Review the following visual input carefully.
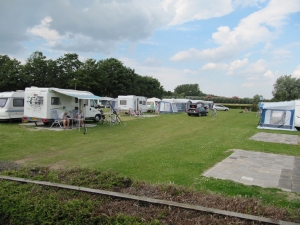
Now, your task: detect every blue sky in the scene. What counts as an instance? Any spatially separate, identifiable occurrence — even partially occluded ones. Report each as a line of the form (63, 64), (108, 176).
(1, 0), (300, 99)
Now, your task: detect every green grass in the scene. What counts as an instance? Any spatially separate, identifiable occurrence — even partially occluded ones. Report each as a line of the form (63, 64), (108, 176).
(1, 109), (300, 208)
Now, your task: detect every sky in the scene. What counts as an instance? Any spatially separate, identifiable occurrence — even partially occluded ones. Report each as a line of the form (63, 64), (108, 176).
(0, 0), (300, 99)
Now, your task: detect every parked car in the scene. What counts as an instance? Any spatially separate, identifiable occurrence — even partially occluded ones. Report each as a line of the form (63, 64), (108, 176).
(214, 104), (229, 111)
(187, 104), (208, 116)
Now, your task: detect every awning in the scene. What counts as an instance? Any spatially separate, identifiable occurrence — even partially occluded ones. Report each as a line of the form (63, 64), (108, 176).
(50, 88), (102, 100)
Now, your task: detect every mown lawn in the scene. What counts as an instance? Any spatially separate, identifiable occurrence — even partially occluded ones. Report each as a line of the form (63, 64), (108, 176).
(1, 109), (300, 208)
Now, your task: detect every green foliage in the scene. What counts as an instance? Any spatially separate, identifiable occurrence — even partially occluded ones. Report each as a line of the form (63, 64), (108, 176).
(0, 53), (164, 98)
(252, 94), (262, 104)
(272, 75), (300, 101)
(174, 83), (203, 96)
(0, 55), (23, 91)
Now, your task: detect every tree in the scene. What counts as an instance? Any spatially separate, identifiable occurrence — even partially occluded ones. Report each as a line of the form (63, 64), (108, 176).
(272, 75), (300, 101)
(252, 94), (261, 104)
(56, 53), (82, 89)
(0, 55), (23, 91)
(174, 84), (203, 96)
(22, 51), (48, 87)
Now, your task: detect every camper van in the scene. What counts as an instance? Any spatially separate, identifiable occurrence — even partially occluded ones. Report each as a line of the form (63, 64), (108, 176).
(0, 91), (25, 121)
(117, 95), (147, 113)
(23, 87), (102, 124)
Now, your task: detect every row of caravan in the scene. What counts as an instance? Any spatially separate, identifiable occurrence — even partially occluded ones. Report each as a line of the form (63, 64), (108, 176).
(2, 87), (299, 131)
(0, 88), (209, 122)
(0, 87), (149, 123)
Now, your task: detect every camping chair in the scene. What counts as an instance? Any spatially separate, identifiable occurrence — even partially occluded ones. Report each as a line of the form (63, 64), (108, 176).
(128, 108), (137, 117)
(50, 110), (63, 129)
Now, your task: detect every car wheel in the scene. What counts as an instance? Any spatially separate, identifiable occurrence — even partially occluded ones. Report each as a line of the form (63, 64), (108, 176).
(94, 114), (100, 122)
(188, 114), (191, 116)
(225, 109), (228, 111)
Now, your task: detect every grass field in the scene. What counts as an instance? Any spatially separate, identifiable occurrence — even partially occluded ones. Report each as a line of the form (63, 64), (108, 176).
(1, 109), (300, 208)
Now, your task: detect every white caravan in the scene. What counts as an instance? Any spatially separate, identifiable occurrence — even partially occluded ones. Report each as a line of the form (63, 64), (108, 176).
(117, 95), (147, 113)
(0, 91), (25, 121)
(23, 87), (102, 124)
(146, 97), (161, 111)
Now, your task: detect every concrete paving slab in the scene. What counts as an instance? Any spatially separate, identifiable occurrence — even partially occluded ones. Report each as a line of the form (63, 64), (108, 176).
(203, 149), (300, 194)
(249, 132), (300, 145)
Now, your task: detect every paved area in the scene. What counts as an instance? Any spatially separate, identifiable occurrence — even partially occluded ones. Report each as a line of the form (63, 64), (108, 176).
(249, 132), (300, 145)
(204, 133), (300, 193)
(203, 149), (300, 194)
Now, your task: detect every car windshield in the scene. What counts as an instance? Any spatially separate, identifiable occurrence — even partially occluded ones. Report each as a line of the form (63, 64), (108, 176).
(0, 98), (8, 107)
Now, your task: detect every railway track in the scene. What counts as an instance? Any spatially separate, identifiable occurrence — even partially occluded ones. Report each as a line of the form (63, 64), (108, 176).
(1, 175), (299, 225)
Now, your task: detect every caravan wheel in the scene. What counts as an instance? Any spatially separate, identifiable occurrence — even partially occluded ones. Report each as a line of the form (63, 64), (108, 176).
(94, 114), (100, 122)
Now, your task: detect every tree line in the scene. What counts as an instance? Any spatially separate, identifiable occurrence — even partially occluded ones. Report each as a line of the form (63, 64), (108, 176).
(0, 52), (164, 98)
(1, 51), (299, 101)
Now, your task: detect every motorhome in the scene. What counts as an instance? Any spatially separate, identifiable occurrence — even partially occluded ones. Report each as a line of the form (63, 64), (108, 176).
(0, 91), (25, 121)
(23, 87), (102, 124)
(117, 95), (147, 113)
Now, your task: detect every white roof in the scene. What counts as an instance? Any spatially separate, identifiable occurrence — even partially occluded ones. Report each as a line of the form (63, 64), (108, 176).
(162, 98), (191, 103)
(147, 97), (161, 102)
(260, 101), (295, 110)
(0, 91), (24, 98)
(51, 88), (102, 99)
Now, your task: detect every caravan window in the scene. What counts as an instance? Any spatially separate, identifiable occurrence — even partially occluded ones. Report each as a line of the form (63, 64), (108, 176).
(0, 98), (8, 107)
(75, 98), (78, 103)
(90, 99), (94, 107)
(120, 100), (127, 105)
(143, 101), (146, 105)
(51, 97), (60, 105)
(13, 99), (24, 107)
(90, 99), (98, 107)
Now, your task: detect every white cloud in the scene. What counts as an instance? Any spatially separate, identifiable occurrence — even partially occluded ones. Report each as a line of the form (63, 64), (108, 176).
(27, 16), (64, 45)
(272, 48), (292, 58)
(233, 0), (267, 8)
(183, 69), (198, 74)
(264, 69), (274, 78)
(201, 62), (228, 71)
(262, 42), (272, 52)
(292, 65), (300, 78)
(170, 0), (300, 62)
(143, 58), (162, 67)
(227, 58), (249, 74)
(241, 82), (254, 87)
(164, 0), (233, 26)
